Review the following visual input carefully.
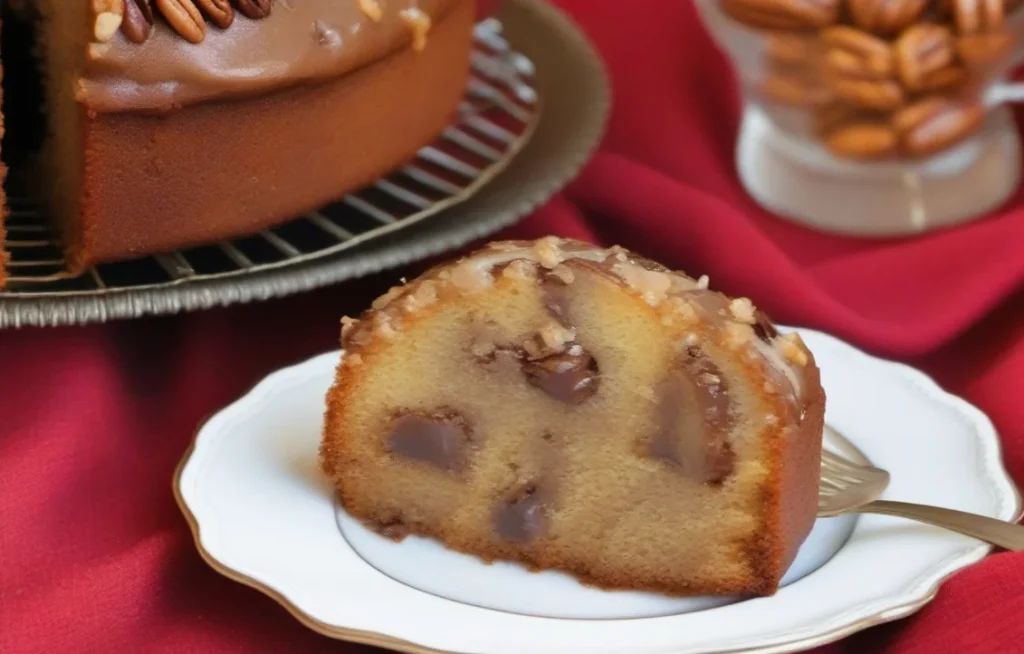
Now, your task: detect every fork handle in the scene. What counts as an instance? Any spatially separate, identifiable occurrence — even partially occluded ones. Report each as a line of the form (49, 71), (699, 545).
(859, 500), (1024, 551)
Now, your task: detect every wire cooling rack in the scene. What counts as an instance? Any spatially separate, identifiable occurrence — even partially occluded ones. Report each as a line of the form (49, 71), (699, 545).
(1, 18), (539, 296)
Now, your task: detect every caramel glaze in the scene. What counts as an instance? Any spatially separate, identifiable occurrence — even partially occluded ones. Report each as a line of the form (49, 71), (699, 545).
(81, 0), (459, 113)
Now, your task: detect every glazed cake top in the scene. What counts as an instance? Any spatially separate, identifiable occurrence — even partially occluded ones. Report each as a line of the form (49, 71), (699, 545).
(338, 237), (814, 409)
(81, 0), (459, 112)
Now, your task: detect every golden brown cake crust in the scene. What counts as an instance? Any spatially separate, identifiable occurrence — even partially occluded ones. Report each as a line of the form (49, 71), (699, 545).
(66, 0), (472, 271)
(321, 238), (826, 598)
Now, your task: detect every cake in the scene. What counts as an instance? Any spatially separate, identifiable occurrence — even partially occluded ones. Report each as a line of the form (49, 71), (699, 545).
(320, 237), (825, 597)
(0, 0), (473, 284)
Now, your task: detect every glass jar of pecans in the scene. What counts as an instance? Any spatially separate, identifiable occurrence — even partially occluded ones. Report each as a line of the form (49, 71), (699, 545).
(695, 0), (1024, 236)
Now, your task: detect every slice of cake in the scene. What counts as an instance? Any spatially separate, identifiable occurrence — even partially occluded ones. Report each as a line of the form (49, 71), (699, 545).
(321, 237), (825, 597)
(13, 0), (471, 272)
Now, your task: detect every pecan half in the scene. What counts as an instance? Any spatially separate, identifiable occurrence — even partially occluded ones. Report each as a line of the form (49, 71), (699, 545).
(760, 71), (832, 107)
(196, 0), (233, 29)
(156, 0), (205, 43)
(892, 97), (984, 156)
(234, 0), (273, 19)
(91, 0), (125, 43)
(915, 65), (967, 93)
(956, 30), (1013, 65)
(121, 0), (155, 43)
(765, 33), (820, 67)
(721, 0), (842, 30)
(894, 24), (955, 91)
(824, 77), (905, 110)
(848, 0), (931, 34)
(824, 121), (899, 158)
(950, 0), (1004, 35)
(821, 26), (895, 79)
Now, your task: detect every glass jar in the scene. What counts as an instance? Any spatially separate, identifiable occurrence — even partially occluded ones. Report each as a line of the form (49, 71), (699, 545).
(695, 0), (1024, 236)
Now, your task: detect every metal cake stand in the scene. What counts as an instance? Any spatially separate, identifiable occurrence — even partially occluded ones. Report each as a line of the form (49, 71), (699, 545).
(0, 0), (609, 327)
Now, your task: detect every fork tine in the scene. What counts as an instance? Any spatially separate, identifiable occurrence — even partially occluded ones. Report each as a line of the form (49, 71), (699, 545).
(818, 446), (892, 515)
(822, 449), (857, 469)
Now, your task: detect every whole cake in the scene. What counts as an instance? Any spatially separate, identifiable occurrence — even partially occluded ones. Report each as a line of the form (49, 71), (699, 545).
(320, 237), (825, 597)
(0, 0), (474, 283)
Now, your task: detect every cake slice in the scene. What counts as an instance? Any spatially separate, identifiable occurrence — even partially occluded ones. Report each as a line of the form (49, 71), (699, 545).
(320, 237), (825, 597)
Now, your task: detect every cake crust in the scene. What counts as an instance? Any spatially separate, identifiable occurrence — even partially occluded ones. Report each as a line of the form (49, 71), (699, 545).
(321, 238), (825, 597)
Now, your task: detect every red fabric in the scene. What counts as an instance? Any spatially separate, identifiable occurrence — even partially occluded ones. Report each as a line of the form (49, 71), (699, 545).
(3, 1), (1024, 652)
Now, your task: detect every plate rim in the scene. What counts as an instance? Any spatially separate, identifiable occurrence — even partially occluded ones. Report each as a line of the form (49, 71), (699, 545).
(173, 326), (1023, 654)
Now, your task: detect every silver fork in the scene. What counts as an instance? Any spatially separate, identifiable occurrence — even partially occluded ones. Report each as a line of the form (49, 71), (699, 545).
(819, 449), (1024, 551)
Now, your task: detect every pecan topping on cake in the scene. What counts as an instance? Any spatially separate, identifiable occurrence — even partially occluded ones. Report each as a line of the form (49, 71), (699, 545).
(155, 0), (205, 43)
(196, 0), (234, 29)
(121, 0), (155, 43)
(235, 0), (273, 20)
(119, 0), (272, 44)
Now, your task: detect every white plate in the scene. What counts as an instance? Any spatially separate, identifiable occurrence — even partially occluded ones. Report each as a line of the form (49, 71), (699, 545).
(175, 327), (1022, 654)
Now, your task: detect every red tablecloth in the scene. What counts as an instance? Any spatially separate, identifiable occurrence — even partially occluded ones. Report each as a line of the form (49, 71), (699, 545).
(3, 1), (1024, 652)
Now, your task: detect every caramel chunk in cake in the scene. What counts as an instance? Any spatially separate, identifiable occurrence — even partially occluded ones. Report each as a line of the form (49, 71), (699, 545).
(321, 237), (825, 597)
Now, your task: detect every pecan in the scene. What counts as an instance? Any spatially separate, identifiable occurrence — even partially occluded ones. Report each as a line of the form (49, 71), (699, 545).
(814, 102), (863, 135)
(817, 26), (906, 109)
(765, 33), (820, 67)
(156, 0), (205, 43)
(820, 26), (895, 79)
(121, 0), (155, 43)
(956, 30), (1013, 65)
(894, 24), (955, 91)
(891, 96), (950, 133)
(824, 121), (899, 158)
(721, 0), (842, 30)
(825, 77), (905, 110)
(91, 0), (125, 43)
(950, 0), (1004, 34)
(892, 97), (984, 156)
(915, 65), (967, 92)
(760, 70), (832, 107)
(196, 0), (233, 28)
(234, 0), (273, 19)
(848, 0), (931, 34)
